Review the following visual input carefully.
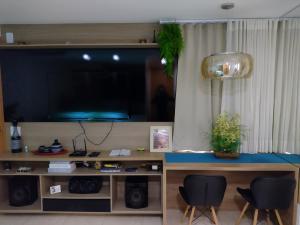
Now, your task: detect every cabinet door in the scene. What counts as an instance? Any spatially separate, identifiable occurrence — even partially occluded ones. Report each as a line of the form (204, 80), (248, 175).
(0, 67), (6, 152)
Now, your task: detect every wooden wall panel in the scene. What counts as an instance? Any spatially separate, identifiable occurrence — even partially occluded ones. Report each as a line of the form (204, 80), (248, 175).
(4, 122), (172, 152)
(0, 23), (159, 44)
(0, 68), (6, 152)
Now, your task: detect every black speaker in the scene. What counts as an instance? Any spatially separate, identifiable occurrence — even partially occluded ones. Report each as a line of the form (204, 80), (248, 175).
(8, 176), (38, 207)
(69, 176), (103, 194)
(125, 176), (148, 209)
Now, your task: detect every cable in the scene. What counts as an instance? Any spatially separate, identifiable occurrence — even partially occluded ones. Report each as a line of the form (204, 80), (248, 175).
(78, 121), (114, 146)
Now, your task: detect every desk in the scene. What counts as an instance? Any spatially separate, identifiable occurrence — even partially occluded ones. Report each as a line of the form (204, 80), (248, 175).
(163, 153), (298, 225)
(276, 154), (300, 205)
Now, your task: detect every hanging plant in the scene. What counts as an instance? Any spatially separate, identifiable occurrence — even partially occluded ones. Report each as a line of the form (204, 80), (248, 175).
(157, 24), (184, 77)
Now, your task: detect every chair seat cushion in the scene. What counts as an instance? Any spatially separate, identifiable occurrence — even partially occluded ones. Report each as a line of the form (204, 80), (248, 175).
(237, 187), (255, 205)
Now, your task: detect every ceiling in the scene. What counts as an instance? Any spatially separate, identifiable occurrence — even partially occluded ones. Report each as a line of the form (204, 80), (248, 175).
(0, 0), (299, 24)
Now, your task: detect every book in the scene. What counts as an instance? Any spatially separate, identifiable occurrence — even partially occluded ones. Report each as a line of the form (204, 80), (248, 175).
(49, 161), (75, 169)
(109, 149), (131, 156)
(100, 168), (121, 173)
(48, 167), (76, 173)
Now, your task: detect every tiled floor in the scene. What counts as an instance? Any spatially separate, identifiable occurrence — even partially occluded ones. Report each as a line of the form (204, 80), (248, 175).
(168, 209), (272, 225)
(0, 214), (162, 225)
(0, 210), (274, 225)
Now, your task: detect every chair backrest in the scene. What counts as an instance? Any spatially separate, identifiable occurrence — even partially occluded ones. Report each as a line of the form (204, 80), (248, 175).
(183, 175), (227, 207)
(250, 176), (296, 209)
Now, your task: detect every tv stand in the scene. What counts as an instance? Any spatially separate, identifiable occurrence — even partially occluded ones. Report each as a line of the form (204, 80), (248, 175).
(0, 151), (163, 215)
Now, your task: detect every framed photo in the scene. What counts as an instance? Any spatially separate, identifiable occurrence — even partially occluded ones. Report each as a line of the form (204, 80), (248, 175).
(150, 126), (172, 152)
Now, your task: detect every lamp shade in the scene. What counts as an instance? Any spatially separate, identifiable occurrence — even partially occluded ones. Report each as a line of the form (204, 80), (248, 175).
(201, 52), (253, 80)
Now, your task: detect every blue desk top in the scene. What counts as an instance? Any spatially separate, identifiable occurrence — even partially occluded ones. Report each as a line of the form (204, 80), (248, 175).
(275, 154), (300, 164)
(165, 153), (290, 164)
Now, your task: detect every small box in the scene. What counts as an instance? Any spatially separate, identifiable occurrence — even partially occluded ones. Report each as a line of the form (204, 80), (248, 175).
(50, 185), (61, 195)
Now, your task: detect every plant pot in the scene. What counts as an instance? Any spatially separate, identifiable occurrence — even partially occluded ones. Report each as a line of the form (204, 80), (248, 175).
(214, 151), (240, 159)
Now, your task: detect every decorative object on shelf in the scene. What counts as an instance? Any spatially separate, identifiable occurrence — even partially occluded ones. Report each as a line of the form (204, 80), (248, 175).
(50, 139), (63, 153)
(211, 113), (241, 158)
(16, 166), (32, 173)
(201, 52), (253, 80)
(10, 120), (22, 153)
(50, 185), (62, 195)
(35, 139), (66, 155)
(157, 24), (184, 77)
(150, 126), (173, 152)
(33, 149), (68, 155)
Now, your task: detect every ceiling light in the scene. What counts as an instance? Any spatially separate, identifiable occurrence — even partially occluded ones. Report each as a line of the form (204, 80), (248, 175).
(221, 3), (235, 10)
(113, 54), (120, 61)
(82, 54), (91, 61)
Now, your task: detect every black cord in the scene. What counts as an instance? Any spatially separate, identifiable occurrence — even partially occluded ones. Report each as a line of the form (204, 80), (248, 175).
(78, 121), (114, 146)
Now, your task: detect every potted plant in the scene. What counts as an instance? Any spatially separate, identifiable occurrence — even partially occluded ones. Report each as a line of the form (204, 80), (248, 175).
(157, 24), (184, 77)
(211, 113), (241, 158)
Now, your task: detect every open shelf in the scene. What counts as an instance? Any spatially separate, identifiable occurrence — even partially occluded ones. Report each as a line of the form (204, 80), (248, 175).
(43, 184), (110, 199)
(112, 198), (162, 214)
(0, 200), (42, 213)
(0, 167), (162, 176)
(0, 175), (42, 213)
(0, 155), (163, 215)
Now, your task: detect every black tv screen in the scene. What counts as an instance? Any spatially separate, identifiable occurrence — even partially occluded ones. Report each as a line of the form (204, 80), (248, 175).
(0, 48), (175, 122)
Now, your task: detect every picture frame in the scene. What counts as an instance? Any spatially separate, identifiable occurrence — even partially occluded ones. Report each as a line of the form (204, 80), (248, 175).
(150, 126), (172, 152)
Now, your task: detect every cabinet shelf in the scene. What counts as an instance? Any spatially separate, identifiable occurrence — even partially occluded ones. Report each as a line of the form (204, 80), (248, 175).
(0, 167), (162, 176)
(0, 200), (42, 213)
(42, 185), (110, 199)
(112, 198), (162, 214)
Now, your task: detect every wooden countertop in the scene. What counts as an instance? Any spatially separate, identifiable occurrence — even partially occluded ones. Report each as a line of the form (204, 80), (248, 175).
(0, 151), (164, 162)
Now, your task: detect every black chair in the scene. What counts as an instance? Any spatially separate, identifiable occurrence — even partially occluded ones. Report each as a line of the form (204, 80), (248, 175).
(179, 175), (227, 225)
(236, 176), (296, 225)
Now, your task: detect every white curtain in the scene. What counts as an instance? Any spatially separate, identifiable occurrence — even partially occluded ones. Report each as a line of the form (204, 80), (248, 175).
(173, 19), (300, 153)
(173, 23), (226, 151)
(273, 20), (300, 153)
(221, 20), (278, 153)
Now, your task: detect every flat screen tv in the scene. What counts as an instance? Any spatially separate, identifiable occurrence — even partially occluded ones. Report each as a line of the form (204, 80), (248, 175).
(0, 48), (175, 122)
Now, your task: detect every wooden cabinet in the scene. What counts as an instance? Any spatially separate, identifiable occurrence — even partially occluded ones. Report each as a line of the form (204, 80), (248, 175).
(0, 152), (163, 215)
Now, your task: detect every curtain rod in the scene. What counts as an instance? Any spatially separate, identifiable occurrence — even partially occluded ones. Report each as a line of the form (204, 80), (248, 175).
(160, 17), (300, 24)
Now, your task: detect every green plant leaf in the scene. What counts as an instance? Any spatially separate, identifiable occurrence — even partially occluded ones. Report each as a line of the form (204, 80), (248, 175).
(157, 24), (184, 77)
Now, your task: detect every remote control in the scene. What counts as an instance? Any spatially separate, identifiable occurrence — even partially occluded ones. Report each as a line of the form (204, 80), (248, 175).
(88, 152), (100, 157)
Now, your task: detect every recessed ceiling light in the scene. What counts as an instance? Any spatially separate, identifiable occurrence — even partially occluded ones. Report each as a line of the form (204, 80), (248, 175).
(82, 53), (91, 61)
(221, 3), (235, 10)
(113, 54), (120, 61)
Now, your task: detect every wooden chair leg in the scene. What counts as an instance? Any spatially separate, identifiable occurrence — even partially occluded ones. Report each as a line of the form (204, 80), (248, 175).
(181, 205), (190, 222)
(188, 206), (195, 225)
(236, 202), (250, 225)
(275, 209), (284, 225)
(210, 206), (220, 225)
(253, 209), (259, 225)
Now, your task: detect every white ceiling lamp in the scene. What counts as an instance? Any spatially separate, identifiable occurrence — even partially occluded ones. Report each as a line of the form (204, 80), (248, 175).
(201, 52), (253, 80)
